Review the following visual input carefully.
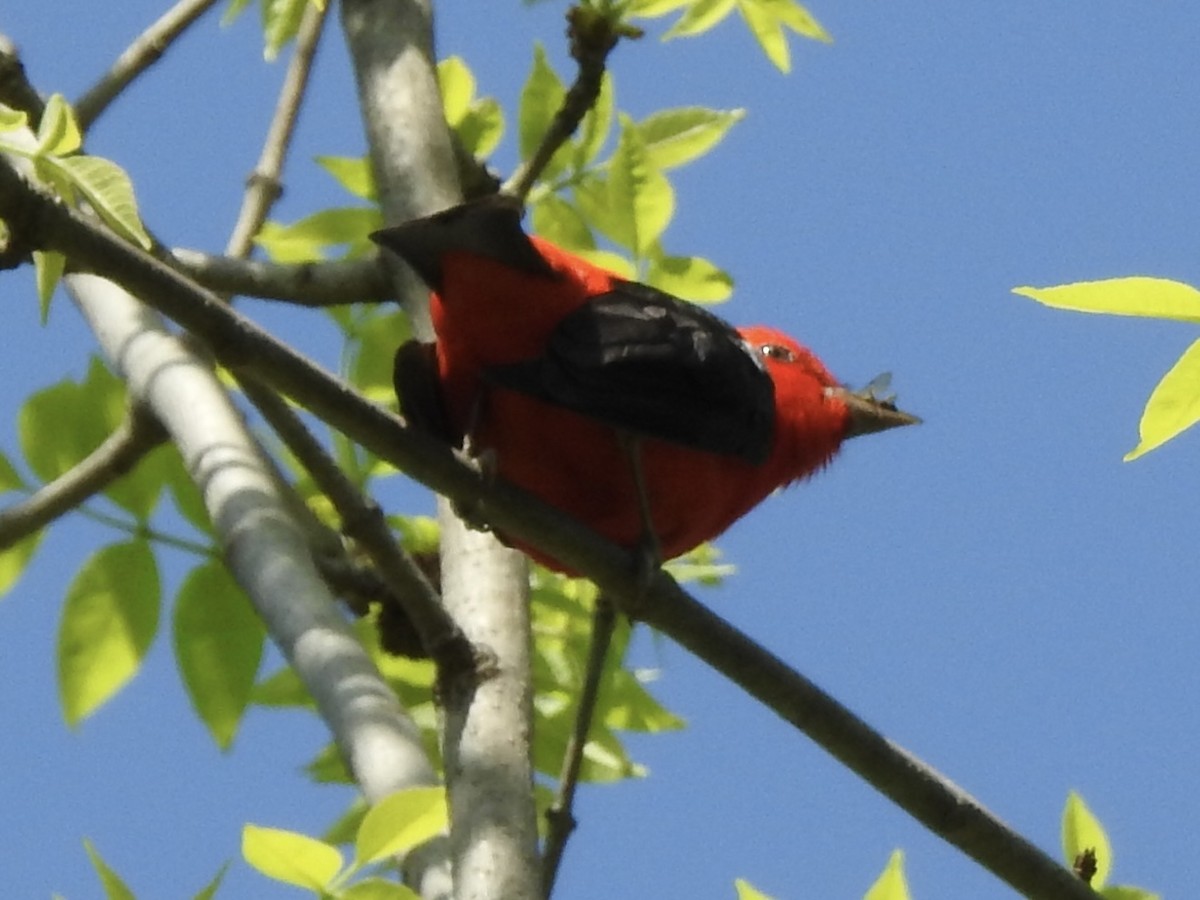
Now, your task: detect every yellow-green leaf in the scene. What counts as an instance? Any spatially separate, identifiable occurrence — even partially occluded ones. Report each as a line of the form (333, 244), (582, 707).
(664, 0), (736, 38)
(1062, 791), (1112, 889)
(0, 105), (28, 131)
(0, 532), (42, 598)
(763, 0), (831, 42)
(33, 249), (65, 323)
(608, 118), (674, 256)
(1101, 888), (1161, 900)
(519, 44), (567, 164)
(1014, 277), (1200, 323)
(0, 449), (22, 492)
(355, 786), (449, 867)
(256, 207), (382, 262)
(84, 839), (136, 900)
(647, 253), (733, 302)
(58, 155), (151, 248)
(36, 94), (82, 156)
(864, 850), (910, 900)
(174, 560), (265, 749)
(738, 0), (791, 72)
(191, 862), (229, 900)
(531, 193), (596, 251)
(457, 98), (505, 159)
(342, 879), (421, 900)
(734, 878), (775, 900)
(59, 540), (160, 725)
(262, 0), (307, 60)
(638, 107), (744, 171)
(438, 56), (476, 126)
(316, 155), (376, 201)
(1125, 338), (1200, 460)
(242, 824), (342, 890)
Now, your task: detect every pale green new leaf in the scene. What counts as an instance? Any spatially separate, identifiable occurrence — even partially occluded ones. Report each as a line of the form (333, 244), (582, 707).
(1125, 338), (1200, 460)
(192, 862), (229, 900)
(734, 878), (775, 900)
(438, 56), (476, 125)
(519, 44), (569, 179)
(256, 207), (382, 262)
(761, 0), (831, 42)
(629, 0), (690, 16)
(174, 560), (265, 749)
(0, 448), (22, 492)
(342, 879), (421, 900)
(647, 253), (733, 302)
(0, 105), (28, 130)
(242, 824), (342, 891)
(84, 839), (136, 900)
(1062, 790), (1112, 889)
(355, 786), (449, 867)
(1014, 277), (1200, 323)
(864, 850), (910, 900)
(0, 533), (42, 598)
(738, 0), (791, 72)
(572, 171), (629, 249)
(1101, 888), (1160, 900)
(664, 0), (737, 38)
(316, 155), (376, 201)
(458, 98), (505, 159)
(59, 540), (160, 726)
(638, 106), (744, 170)
(36, 93), (82, 156)
(33, 250), (65, 323)
(57, 155), (152, 248)
(608, 117), (674, 255)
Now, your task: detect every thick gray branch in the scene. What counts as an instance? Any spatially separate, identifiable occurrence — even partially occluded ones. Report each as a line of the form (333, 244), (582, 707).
(168, 249), (390, 305)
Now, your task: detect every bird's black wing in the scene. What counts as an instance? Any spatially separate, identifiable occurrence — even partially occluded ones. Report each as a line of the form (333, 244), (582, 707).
(370, 197), (557, 293)
(486, 282), (776, 465)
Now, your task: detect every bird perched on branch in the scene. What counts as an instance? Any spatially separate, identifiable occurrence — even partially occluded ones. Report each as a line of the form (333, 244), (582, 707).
(372, 198), (917, 574)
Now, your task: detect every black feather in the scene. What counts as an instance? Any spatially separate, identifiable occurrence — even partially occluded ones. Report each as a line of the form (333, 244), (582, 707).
(486, 282), (776, 464)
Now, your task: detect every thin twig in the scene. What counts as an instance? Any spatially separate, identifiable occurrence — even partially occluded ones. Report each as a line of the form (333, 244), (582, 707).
(542, 595), (617, 897)
(0, 153), (1102, 900)
(503, 8), (632, 202)
(0, 403), (165, 550)
(239, 376), (467, 663)
(169, 248), (391, 305)
(74, 0), (221, 130)
(226, 0), (328, 259)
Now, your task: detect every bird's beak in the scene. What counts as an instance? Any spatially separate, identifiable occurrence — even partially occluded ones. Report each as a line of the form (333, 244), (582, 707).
(829, 386), (922, 439)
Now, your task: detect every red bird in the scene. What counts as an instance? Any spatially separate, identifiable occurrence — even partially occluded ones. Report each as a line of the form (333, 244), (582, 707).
(372, 199), (917, 573)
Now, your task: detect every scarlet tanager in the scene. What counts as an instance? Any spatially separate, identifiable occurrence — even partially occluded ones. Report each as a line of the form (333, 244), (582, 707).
(371, 199), (917, 573)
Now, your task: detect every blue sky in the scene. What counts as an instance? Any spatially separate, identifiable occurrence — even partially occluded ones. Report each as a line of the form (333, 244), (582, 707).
(3, 3), (1199, 898)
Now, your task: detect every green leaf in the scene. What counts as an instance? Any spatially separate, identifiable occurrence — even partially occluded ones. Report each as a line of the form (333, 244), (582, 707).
(350, 308), (412, 404)
(316, 155), (376, 201)
(518, 44), (571, 182)
(734, 878), (775, 900)
(342, 879), (421, 900)
(438, 56), (476, 125)
(1125, 338), (1200, 460)
(84, 839), (136, 900)
(191, 862), (229, 900)
(174, 560), (265, 749)
(638, 107), (744, 171)
(0, 532), (42, 598)
(1062, 790), (1112, 889)
(764, 0), (832, 42)
(531, 194), (596, 251)
(647, 253), (733, 302)
(664, 0), (736, 38)
(1101, 888), (1161, 900)
(355, 786), (449, 867)
(33, 249), (65, 323)
(242, 824), (342, 891)
(257, 207), (382, 262)
(738, 0), (791, 72)
(574, 71), (615, 170)
(608, 117), (674, 255)
(1014, 277), (1200, 323)
(0, 449), (22, 492)
(457, 97), (505, 159)
(36, 94), (82, 156)
(304, 742), (353, 784)
(262, 0), (308, 60)
(58, 540), (160, 725)
(863, 850), (910, 900)
(57, 155), (152, 248)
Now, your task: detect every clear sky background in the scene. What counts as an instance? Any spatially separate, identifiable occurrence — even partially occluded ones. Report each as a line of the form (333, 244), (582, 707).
(2, 3), (1198, 899)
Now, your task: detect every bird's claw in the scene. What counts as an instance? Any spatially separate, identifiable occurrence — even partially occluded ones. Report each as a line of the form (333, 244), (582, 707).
(451, 445), (498, 533)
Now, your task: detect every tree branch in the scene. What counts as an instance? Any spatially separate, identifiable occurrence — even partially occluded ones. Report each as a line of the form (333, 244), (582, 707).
(168, 249), (390, 305)
(0, 403), (165, 550)
(0, 153), (1098, 900)
(542, 595), (617, 896)
(503, 8), (631, 202)
(225, 0), (327, 259)
(74, 0), (221, 130)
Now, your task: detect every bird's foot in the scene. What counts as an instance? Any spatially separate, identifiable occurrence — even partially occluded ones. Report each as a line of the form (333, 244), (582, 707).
(451, 444), (498, 533)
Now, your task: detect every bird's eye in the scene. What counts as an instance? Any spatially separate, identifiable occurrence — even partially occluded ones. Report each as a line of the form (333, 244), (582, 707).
(759, 343), (796, 362)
